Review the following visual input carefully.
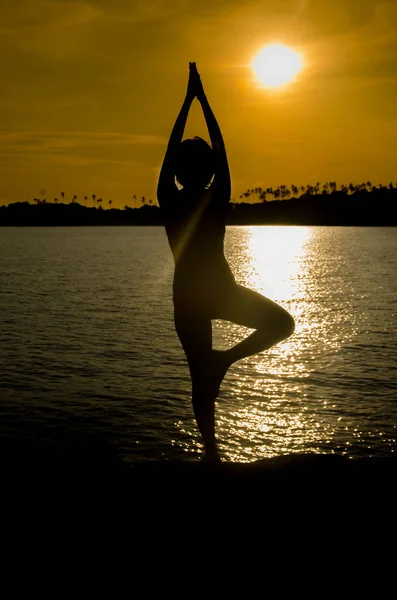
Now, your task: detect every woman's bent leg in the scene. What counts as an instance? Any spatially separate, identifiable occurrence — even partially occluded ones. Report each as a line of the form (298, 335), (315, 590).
(174, 308), (220, 461)
(218, 285), (295, 367)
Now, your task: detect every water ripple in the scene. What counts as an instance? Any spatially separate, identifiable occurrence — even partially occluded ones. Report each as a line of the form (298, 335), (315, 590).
(0, 226), (396, 462)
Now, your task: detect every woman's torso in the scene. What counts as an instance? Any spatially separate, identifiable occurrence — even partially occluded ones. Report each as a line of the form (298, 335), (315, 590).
(162, 187), (235, 306)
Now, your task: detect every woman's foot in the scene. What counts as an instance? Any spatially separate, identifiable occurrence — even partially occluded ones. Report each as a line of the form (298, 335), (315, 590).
(202, 450), (222, 464)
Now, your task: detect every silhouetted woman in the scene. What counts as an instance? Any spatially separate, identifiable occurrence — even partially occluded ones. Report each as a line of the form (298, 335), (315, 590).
(158, 63), (295, 461)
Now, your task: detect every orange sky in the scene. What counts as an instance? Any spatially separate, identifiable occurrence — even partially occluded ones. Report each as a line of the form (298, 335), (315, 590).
(1, 0), (397, 207)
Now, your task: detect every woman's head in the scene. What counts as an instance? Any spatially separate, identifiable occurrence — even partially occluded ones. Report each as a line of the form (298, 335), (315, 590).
(175, 137), (215, 189)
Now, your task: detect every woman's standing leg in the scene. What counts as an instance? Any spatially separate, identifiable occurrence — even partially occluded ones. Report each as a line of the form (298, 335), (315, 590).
(174, 308), (220, 461)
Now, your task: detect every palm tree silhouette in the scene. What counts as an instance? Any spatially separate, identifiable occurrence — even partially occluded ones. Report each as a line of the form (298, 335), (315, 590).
(239, 191), (250, 201)
(259, 190), (267, 202)
(265, 187), (273, 200)
(279, 184), (290, 200)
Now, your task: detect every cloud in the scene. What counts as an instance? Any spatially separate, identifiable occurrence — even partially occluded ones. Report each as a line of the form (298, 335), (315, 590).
(0, 0), (101, 32)
(302, 0), (397, 88)
(0, 0), (187, 58)
(93, 0), (187, 23)
(0, 130), (166, 168)
(0, 130), (165, 145)
(0, 1), (103, 58)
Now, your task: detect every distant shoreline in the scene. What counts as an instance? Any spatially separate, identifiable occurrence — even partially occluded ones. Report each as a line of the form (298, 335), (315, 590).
(1, 188), (396, 227)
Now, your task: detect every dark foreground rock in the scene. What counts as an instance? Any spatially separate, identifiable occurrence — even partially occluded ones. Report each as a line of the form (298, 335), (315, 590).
(1, 434), (395, 568)
(1, 435), (395, 510)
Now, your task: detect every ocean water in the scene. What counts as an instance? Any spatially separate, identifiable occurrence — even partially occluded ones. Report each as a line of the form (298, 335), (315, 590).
(0, 226), (396, 463)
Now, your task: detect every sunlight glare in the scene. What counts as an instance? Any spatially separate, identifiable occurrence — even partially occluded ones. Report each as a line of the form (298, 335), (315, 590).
(252, 44), (303, 88)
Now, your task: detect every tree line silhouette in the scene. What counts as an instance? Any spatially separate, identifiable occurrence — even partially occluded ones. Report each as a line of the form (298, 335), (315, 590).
(1, 181), (396, 226)
(32, 191), (154, 209)
(238, 180), (391, 202)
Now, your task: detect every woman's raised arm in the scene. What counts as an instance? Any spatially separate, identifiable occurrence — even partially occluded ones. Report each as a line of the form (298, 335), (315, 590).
(157, 66), (196, 204)
(192, 63), (231, 201)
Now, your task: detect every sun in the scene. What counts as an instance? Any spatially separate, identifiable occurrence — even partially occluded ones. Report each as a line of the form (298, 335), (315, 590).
(251, 44), (303, 88)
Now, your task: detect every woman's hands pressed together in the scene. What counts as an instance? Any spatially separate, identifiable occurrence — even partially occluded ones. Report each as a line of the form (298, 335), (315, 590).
(187, 62), (206, 102)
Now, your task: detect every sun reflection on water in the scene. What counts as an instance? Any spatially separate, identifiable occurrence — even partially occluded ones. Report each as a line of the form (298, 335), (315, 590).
(242, 225), (308, 298)
(175, 226), (385, 462)
(212, 226), (336, 462)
